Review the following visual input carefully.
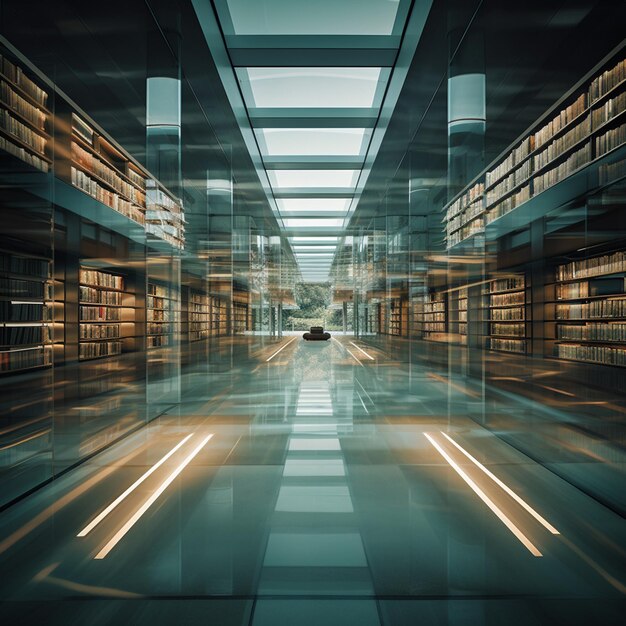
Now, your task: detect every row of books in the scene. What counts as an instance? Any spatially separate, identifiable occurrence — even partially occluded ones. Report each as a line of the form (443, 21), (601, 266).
(490, 322), (525, 337)
(0, 108), (46, 155)
(147, 335), (170, 348)
(145, 223), (184, 249)
(599, 157), (626, 184)
(0, 277), (45, 298)
(0, 325), (49, 346)
(0, 135), (49, 172)
(557, 343), (626, 366)
(0, 55), (48, 106)
(80, 305), (121, 322)
(147, 322), (174, 335)
(592, 90), (626, 128)
(589, 57), (626, 104)
(533, 115), (591, 172)
(147, 309), (174, 322)
(80, 269), (123, 289)
(535, 93), (588, 151)
(446, 182), (484, 221)
(0, 302), (47, 321)
(487, 338), (526, 353)
(533, 142), (592, 195)
(0, 346), (51, 372)
(189, 330), (210, 341)
(421, 300), (445, 312)
(420, 323), (446, 332)
(556, 251), (626, 280)
(448, 216), (484, 246)
(79, 285), (122, 305)
(556, 282), (590, 299)
(72, 142), (146, 205)
(556, 300), (626, 319)
(71, 167), (145, 225)
(490, 291), (525, 307)
(79, 341), (122, 360)
(0, 81), (46, 132)
(147, 284), (171, 298)
(489, 277), (525, 292)
(486, 185), (530, 224)
(79, 323), (120, 340)
(127, 166), (146, 190)
(489, 306), (525, 321)
(557, 323), (626, 342)
(0, 254), (48, 278)
(72, 115), (93, 145)
(595, 121), (626, 157)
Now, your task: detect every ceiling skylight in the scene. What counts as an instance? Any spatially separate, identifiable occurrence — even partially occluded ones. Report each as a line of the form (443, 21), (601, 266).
(222, 0), (403, 36)
(268, 169), (359, 189)
(238, 68), (385, 108)
(256, 128), (370, 156)
(277, 198), (351, 213)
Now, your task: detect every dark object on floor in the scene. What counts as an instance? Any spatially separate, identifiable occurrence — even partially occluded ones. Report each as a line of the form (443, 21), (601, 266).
(303, 326), (331, 341)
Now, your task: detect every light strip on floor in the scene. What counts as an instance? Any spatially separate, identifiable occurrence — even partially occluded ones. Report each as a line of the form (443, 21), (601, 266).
(94, 433), (214, 559)
(346, 348), (364, 366)
(349, 341), (375, 360)
(78, 434), (194, 537)
(440, 432), (560, 535)
(266, 337), (297, 362)
(424, 433), (542, 557)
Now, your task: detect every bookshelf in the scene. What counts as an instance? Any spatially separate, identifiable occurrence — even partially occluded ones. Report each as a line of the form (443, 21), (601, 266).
(552, 250), (626, 367)
(415, 292), (447, 341)
(445, 49), (626, 248)
(211, 297), (228, 336)
(147, 282), (179, 348)
(485, 276), (528, 354)
(70, 114), (145, 225)
(232, 291), (249, 335)
(0, 251), (52, 374)
(448, 287), (468, 345)
(386, 298), (403, 336)
(366, 303), (379, 334)
(79, 268), (132, 360)
(0, 51), (50, 173)
(188, 289), (210, 342)
(145, 181), (185, 250)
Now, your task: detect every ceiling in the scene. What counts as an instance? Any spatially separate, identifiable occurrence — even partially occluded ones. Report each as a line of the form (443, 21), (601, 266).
(192, 0), (431, 282)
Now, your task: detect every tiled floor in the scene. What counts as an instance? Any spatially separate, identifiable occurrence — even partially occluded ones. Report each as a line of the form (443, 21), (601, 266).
(0, 336), (625, 625)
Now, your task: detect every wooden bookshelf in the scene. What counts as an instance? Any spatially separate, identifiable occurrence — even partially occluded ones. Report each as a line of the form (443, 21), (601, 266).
(79, 268), (133, 360)
(188, 289), (210, 342)
(551, 250), (626, 367)
(445, 48), (626, 248)
(448, 287), (468, 345)
(211, 297), (228, 337)
(484, 276), (528, 354)
(147, 282), (179, 349)
(0, 51), (50, 173)
(0, 251), (52, 374)
(415, 292), (447, 342)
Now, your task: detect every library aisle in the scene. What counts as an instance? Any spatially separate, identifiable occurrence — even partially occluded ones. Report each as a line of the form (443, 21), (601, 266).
(0, 336), (624, 626)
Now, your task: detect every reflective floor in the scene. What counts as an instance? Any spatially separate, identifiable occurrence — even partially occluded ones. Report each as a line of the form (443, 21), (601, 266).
(0, 336), (625, 625)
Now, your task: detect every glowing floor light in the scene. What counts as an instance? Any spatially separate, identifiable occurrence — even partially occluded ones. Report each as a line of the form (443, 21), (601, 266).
(94, 433), (214, 559)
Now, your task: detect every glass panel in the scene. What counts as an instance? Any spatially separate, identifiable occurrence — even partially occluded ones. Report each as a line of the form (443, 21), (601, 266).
(269, 169), (359, 188)
(257, 128), (370, 156)
(278, 198), (351, 212)
(238, 68), (385, 108)
(223, 0), (401, 35)
(283, 218), (344, 228)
